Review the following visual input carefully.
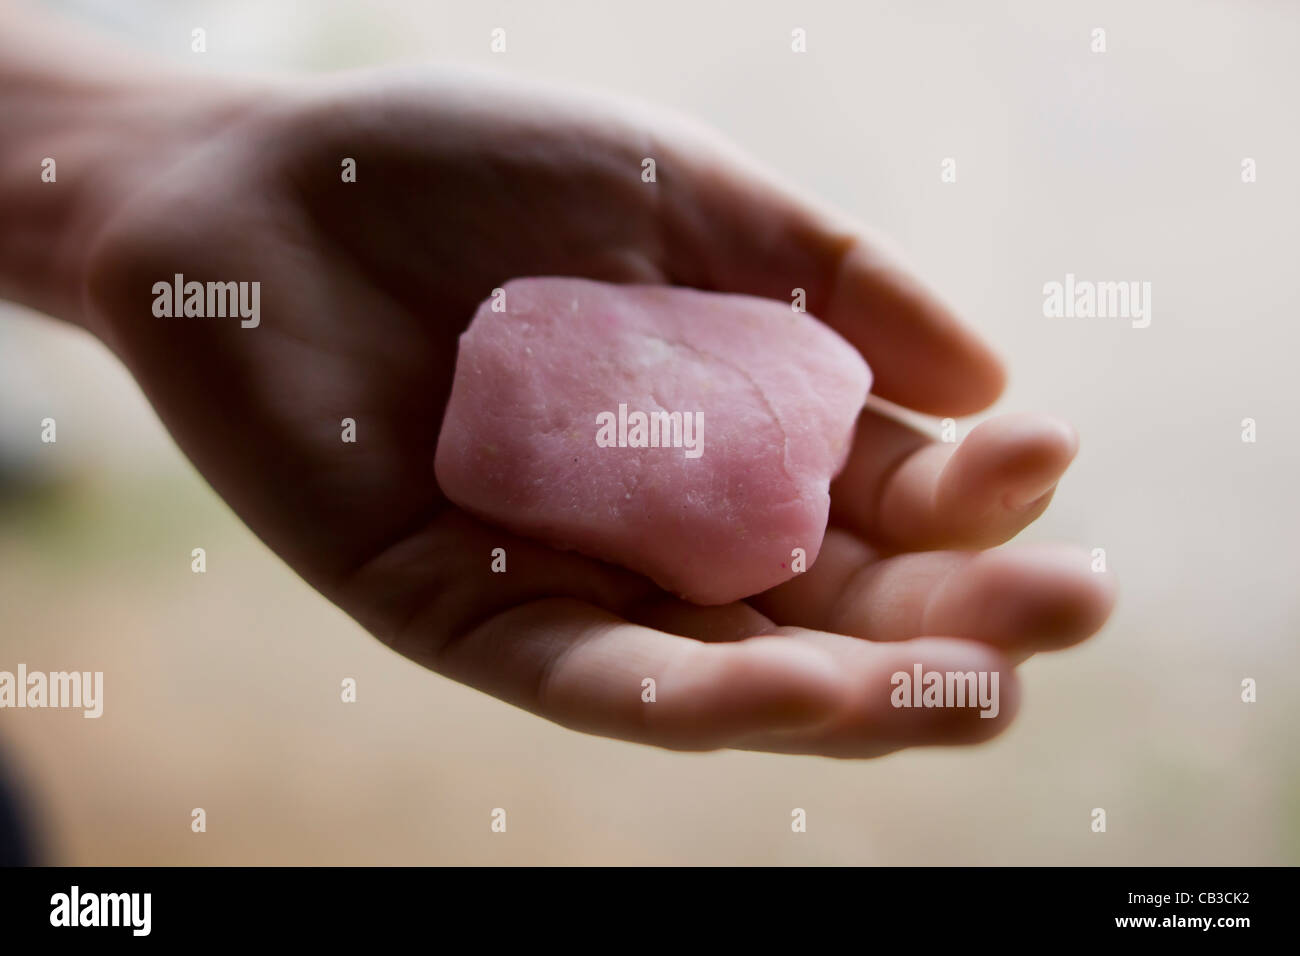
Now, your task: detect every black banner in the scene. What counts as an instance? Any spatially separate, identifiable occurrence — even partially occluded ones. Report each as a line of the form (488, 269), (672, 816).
(0, 866), (1284, 942)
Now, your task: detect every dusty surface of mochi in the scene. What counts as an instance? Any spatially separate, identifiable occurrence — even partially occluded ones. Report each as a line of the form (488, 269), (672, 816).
(435, 277), (871, 605)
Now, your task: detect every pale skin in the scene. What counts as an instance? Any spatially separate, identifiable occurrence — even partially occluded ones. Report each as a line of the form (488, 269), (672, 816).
(1, 3), (1114, 757)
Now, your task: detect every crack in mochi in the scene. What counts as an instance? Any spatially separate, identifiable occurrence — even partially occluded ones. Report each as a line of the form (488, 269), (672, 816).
(434, 277), (872, 605)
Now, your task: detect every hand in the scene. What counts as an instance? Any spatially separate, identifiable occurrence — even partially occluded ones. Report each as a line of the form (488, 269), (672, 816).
(4, 38), (1115, 756)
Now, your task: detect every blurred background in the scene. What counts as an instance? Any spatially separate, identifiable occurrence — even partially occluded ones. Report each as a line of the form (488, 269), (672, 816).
(1, 0), (1297, 864)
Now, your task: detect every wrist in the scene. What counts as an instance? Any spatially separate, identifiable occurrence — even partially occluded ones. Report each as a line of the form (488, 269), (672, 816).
(0, 5), (266, 339)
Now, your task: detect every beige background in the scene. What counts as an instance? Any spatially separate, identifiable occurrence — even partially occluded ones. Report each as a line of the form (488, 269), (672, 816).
(1, 0), (1296, 864)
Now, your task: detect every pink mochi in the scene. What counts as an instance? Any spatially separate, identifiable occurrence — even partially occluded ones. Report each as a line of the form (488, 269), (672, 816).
(435, 277), (871, 605)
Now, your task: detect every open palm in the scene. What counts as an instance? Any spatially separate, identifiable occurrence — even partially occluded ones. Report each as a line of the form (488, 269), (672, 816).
(81, 69), (1114, 756)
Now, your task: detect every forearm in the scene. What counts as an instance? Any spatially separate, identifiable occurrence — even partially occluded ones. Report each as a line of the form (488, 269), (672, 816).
(0, 2), (259, 335)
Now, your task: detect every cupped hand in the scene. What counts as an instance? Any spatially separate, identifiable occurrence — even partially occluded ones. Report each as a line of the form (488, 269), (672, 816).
(81, 68), (1115, 756)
